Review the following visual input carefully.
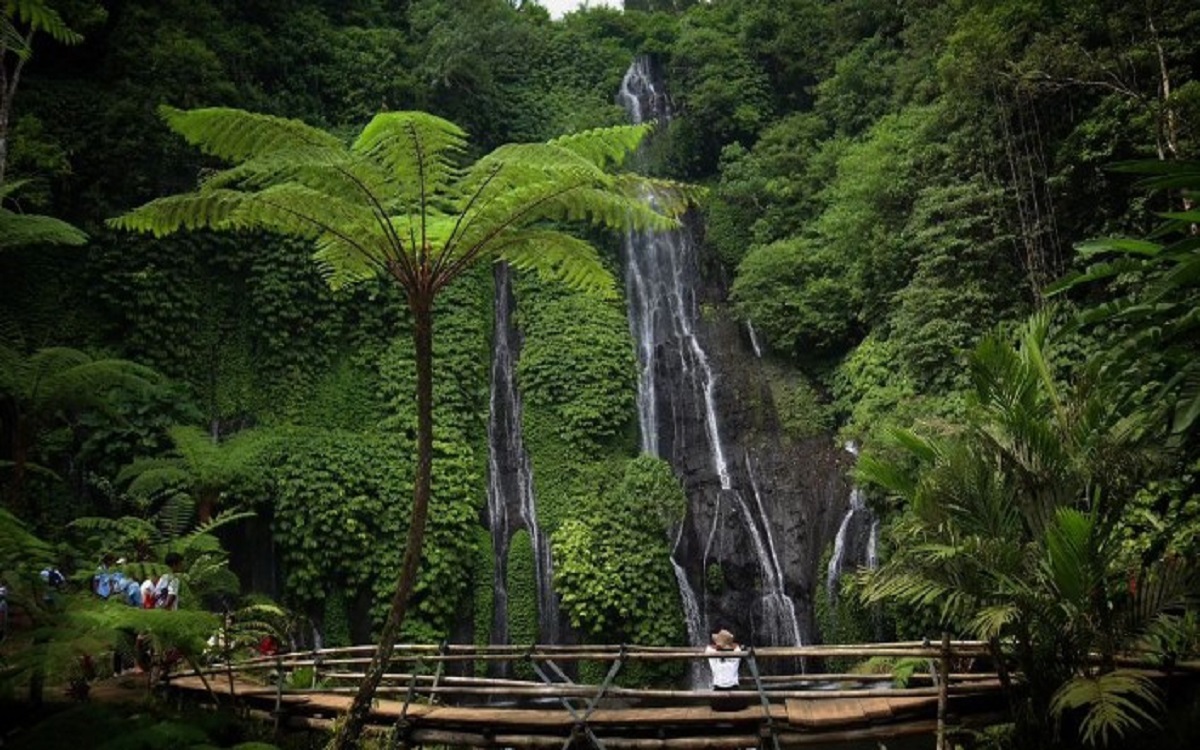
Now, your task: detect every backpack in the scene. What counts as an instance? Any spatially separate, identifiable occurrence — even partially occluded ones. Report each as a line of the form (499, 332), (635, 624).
(94, 568), (112, 599)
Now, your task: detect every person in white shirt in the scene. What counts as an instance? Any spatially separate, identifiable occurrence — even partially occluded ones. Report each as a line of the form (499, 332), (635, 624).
(705, 629), (745, 711)
(155, 552), (184, 610)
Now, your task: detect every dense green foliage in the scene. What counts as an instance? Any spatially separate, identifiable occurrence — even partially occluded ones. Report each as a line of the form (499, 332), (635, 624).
(2, 1), (1199, 746)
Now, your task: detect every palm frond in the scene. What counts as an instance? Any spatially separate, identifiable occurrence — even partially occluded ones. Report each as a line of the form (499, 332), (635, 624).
(969, 602), (1021, 639)
(1043, 508), (1097, 607)
(1050, 670), (1163, 746)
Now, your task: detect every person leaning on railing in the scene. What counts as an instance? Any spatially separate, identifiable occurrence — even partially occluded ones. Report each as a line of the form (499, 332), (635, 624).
(705, 629), (747, 712)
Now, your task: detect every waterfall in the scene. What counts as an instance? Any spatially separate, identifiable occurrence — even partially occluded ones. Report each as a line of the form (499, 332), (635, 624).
(745, 455), (803, 647)
(618, 57), (803, 659)
(671, 524), (707, 687)
(866, 519), (879, 570)
(746, 321), (764, 358)
(826, 442), (875, 600)
(486, 264), (560, 651)
(826, 485), (865, 599)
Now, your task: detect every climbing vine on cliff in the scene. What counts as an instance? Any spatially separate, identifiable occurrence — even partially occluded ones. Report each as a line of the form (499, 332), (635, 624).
(552, 456), (685, 646)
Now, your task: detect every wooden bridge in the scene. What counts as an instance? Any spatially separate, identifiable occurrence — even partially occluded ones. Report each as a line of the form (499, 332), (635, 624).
(167, 640), (1013, 748)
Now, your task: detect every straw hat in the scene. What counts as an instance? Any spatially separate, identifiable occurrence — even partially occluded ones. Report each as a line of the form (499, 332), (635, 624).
(711, 629), (736, 649)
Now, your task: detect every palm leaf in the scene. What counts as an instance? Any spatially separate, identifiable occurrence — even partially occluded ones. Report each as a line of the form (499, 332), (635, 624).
(1050, 670), (1163, 746)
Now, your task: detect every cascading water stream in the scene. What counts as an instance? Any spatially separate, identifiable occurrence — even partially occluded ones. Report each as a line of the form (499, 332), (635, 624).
(671, 524), (707, 687)
(744, 454), (802, 647)
(618, 57), (802, 665)
(486, 265), (560, 653)
(618, 59), (705, 662)
(746, 321), (764, 358)
(826, 486), (864, 599)
(826, 442), (875, 600)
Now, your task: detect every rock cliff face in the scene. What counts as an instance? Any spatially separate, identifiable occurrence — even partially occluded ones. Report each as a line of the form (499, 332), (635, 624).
(620, 57), (852, 651)
(660, 244), (851, 648)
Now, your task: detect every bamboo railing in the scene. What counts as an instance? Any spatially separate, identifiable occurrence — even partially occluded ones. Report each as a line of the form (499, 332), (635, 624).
(172, 640), (1016, 746)
(166, 640), (1200, 748)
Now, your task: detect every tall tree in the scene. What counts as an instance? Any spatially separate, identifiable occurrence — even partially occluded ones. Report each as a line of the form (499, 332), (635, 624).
(110, 106), (692, 747)
(1, 0), (83, 185)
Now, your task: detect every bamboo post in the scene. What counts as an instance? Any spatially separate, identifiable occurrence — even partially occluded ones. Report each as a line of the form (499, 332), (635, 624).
(936, 632), (950, 750)
(273, 653), (285, 734)
(429, 641), (447, 705)
(312, 646), (321, 689)
(745, 647), (780, 750)
(394, 656), (424, 749)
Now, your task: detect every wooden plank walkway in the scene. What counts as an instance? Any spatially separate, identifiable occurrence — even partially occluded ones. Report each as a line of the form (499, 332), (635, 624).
(168, 673), (1006, 747)
(161, 642), (1025, 747)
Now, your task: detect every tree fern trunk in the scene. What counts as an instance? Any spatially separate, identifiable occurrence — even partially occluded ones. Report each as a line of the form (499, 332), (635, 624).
(330, 301), (435, 749)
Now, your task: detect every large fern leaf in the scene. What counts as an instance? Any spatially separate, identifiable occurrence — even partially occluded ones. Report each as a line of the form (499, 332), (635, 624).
(352, 110), (467, 204)
(494, 230), (615, 299)
(159, 106), (344, 163)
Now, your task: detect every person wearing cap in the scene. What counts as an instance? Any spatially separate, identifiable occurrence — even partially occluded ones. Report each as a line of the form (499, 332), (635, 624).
(705, 628), (744, 711)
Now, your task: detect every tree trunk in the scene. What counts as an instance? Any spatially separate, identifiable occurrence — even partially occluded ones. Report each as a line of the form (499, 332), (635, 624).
(0, 29), (34, 187)
(329, 300), (435, 750)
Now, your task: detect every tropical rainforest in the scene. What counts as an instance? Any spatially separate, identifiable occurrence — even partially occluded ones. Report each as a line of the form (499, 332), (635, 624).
(1, 1), (1199, 749)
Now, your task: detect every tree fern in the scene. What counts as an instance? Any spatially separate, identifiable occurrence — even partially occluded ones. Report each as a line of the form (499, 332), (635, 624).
(111, 106), (696, 749)
(5, 1), (82, 45)
(0, 207), (88, 249)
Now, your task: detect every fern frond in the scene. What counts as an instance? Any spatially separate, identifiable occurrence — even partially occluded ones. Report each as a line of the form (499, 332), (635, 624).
(494, 231), (615, 299)
(106, 190), (253, 237)
(352, 111), (467, 203)
(8, 0), (82, 44)
(180, 510), (257, 547)
(159, 107), (344, 163)
(312, 232), (385, 290)
(2, 16), (32, 59)
(0, 209), (88, 249)
(35, 358), (163, 413)
(68, 515), (157, 550)
(118, 459), (190, 499)
(156, 493), (198, 539)
(549, 123), (651, 166)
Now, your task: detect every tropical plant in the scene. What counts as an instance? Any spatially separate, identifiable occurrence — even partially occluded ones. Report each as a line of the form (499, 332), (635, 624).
(857, 310), (1196, 746)
(117, 424), (274, 524)
(1049, 159), (1200, 437)
(0, 346), (164, 516)
(68, 506), (251, 606)
(1, 0), (84, 185)
(109, 105), (694, 747)
(0, 179), (86, 249)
